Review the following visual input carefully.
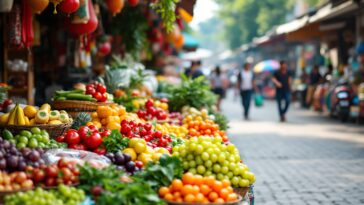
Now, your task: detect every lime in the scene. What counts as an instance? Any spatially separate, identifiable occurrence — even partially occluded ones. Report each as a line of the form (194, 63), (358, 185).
(18, 136), (29, 145)
(40, 130), (49, 138)
(16, 142), (27, 149)
(28, 138), (38, 148)
(30, 127), (41, 135)
(34, 134), (43, 142)
(20, 130), (32, 138)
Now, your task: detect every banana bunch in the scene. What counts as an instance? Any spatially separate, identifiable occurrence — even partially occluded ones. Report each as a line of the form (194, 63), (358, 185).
(5, 104), (28, 125)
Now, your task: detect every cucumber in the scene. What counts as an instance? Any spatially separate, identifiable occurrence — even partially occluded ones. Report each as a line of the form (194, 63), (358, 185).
(65, 93), (95, 101)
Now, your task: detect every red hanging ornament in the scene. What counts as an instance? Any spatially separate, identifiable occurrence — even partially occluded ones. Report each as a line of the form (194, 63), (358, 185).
(68, 0), (98, 35)
(106, 0), (124, 16)
(98, 41), (111, 56)
(128, 0), (139, 7)
(59, 0), (80, 15)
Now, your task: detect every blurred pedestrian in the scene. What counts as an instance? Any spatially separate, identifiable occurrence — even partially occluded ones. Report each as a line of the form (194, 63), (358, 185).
(306, 65), (323, 106)
(324, 64), (334, 82)
(185, 60), (204, 79)
(210, 66), (228, 111)
(236, 63), (256, 120)
(272, 60), (292, 122)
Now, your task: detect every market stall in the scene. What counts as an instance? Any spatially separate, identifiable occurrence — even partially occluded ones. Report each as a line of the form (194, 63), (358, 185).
(0, 0), (256, 204)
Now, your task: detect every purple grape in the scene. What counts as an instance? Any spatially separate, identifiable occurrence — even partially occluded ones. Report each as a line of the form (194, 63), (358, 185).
(125, 161), (135, 172)
(114, 152), (125, 165)
(123, 153), (131, 163)
(18, 161), (27, 171)
(0, 152), (4, 159)
(28, 151), (40, 162)
(3, 141), (10, 149)
(6, 156), (18, 169)
(0, 159), (6, 170)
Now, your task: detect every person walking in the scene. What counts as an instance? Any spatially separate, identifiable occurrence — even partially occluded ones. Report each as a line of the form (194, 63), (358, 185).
(185, 60), (204, 79)
(272, 60), (292, 122)
(236, 63), (256, 120)
(210, 66), (228, 111)
(306, 65), (323, 106)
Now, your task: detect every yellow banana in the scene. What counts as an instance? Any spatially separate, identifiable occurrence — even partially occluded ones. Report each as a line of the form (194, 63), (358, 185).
(24, 116), (30, 125)
(17, 105), (26, 126)
(8, 106), (17, 125)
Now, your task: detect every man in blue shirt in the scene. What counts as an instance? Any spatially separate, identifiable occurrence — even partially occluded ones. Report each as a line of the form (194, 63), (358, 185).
(272, 61), (292, 122)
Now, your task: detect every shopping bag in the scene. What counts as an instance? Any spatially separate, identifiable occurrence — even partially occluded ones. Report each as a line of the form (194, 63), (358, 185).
(255, 94), (264, 107)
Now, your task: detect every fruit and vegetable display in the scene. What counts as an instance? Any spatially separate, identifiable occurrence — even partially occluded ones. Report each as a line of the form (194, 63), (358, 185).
(2, 128), (66, 149)
(159, 173), (239, 203)
(53, 83), (111, 103)
(0, 76), (255, 204)
(0, 104), (72, 126)
(173, 137), (255, 188)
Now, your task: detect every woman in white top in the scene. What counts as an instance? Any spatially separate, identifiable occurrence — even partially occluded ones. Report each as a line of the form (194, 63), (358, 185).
(236, 63), (256, 119)
(210, 66), (228, 111)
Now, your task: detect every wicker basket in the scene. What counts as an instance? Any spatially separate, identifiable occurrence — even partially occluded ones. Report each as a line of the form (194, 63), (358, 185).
(165, 195), (243, 205)
(0, 123), (71, 139)
(52, 100), (112, 118)
(233, 187), (250, 198)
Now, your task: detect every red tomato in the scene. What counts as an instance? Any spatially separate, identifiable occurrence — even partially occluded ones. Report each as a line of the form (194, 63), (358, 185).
(96, 84), (107, 94)
(57, 158), (69, 168)
(143, 135), (152, 142)
(45, 178), (56, 187)
(100, 129), (111, 138)
(84, 132), (102, 149)
(121, 124), (131, 134)
(154, 131), (163, 139)
(88, 125), (99, 133)
(55, 135), (65, 143)
(65, 129), (80, 145)
(93, 146), (107, 155)
(45, 166), (58, 178)
(145, 99), (154, 108)
(78, 126), (91, 141)
(33, 169), (46, 183)
(143, 123), (152, 131)
(93, 92), (103, 101)
(99, 93), (108, 102)
(60, 167), (73, 181)
(158, 138), (167, 147)
(86, 86), (96, 95)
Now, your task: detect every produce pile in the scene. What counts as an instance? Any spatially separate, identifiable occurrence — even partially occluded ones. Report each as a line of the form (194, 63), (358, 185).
(0, 76), (255, 205)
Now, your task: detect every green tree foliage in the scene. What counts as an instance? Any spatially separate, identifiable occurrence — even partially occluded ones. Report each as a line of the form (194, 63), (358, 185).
(215, 0), (321, 49)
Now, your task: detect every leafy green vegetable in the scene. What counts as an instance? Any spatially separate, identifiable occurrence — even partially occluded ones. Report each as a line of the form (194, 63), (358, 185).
(133, 155), (183, 191)
(167, 75), (217, 112)
(102, 130), (130, 153)
(151, 0), (180, 33)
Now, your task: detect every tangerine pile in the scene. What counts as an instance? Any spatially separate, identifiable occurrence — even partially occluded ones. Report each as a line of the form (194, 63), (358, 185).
(159, 173), (238, 203)
(186, 119), (227, 142)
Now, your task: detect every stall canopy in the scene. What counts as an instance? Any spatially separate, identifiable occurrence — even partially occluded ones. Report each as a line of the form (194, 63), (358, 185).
(182, 32), (199, 50)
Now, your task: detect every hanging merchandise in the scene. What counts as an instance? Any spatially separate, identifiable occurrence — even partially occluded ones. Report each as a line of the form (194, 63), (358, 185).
(50, 0), (64, 14)
(71, 0), (89, 23)
(22, 0), (34, 48)
(128, 0), (139, 7)
(106, 0), (124, 16)
(0, 0), (14, 12)
(8, 4), (22, 48)
(174, 34), (184, 50)
(28, 0), (49, 14)
(98, 41), (111, 56)
(68, 0), (98, 35)
(58, 0), (80, 15)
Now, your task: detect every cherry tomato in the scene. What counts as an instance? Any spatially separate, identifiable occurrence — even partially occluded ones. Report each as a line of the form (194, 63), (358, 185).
(57, 158), (69, 168)
(143, 135), (152, 142)
(32, 169), (46, 183)
(137, 110), (146, 119)
(154, 131), (163, 139)
(135, 161), (143, 168)
(143, 123), (152, 131)
(55, 135), (65, 143)
(96, 84), (107, 94)
(99, 93), (108, 102)
(145, 99), (154, 108)
(60, 167), (73, 181)
(65, 129), (80, 145)
(121, 124), (131, 134)
(68, 143), (86, 150)
(93, 146), (107, 155)
(45, 166), (58, 178)
(158, 138), (167, 147)
(45, 177), (56, 187)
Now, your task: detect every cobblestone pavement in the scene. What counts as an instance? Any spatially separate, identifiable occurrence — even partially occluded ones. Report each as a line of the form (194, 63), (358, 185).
(222, 91), (364, 205)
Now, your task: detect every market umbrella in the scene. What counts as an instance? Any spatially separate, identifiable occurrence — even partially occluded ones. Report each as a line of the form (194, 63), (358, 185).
(253, 60), (280, 73)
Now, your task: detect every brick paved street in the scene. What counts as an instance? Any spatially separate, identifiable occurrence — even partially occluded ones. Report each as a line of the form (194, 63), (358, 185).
(223, 91), (364, 205)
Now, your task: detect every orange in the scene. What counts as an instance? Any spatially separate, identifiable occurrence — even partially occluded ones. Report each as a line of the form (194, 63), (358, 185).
(219, 188), (229, 200)
(175, 197), (183, 202)
(97, 106), (112, 118)
(226, 186), (233, 193)
(173, 192), (181, 199)
(171, 179), (183, 192)
(221, 179), (231, 188)
(208, 192), (219, 201)
(195, 193), (205, 203)
(184, 194), (196, 203)
(91, 121), (102, 129)
(181, 185), (194, 196)
(91, 112), (98, 119)
(214, 198), (225, 203)
(194, 175), (203, 186)
(107, 121), (121, 131)
(200, 184), (211, 196)
(101, 118), (108, 125)
(212, 181), (223, 192)
(182, 173), (195, 185)
(164, 193), (174, 201)
(118, 106), (126, 116)
(159, 186), (169, 197)
(227, 193), (238, 202)
(203, 176), (215, 187)
(192, 185), (200, 195)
